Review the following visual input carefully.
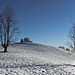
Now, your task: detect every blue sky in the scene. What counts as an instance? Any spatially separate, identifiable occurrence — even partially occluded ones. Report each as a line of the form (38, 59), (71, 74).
(0, 0), (75, 47)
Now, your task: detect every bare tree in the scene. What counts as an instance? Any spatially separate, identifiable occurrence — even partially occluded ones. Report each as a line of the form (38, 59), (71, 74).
(66, 24), (75, 51)
(0, 6), (18, 52)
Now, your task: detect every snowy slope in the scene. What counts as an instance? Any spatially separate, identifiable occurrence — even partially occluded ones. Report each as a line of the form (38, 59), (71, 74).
(0, 42), (75, 75)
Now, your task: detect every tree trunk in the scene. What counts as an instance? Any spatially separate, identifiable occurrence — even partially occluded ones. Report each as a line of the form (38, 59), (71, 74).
(74, 44), (75, 51)
(4, 47), (7, 52)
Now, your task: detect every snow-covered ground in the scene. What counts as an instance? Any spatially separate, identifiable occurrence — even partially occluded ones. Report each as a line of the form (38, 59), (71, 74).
(0, 42), (75, 75)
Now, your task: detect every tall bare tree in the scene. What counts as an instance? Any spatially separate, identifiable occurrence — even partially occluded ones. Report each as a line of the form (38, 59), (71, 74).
(0, 6), (18, 52)
(66, 24), (75, 51)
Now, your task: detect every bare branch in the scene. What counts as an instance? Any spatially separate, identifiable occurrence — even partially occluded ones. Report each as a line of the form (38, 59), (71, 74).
(66, 24), (75, 51)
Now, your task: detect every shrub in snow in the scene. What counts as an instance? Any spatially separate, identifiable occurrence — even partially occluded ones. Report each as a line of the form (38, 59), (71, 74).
(66, 48), (70, 51)
(58, 46), (65, 50)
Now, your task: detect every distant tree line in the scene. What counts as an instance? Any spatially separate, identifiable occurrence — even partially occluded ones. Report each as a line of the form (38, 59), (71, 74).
(20, 37), (32, 43)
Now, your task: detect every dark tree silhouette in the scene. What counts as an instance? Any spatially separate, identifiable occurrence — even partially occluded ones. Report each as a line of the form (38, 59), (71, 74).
(66, 24), (75, 51)
(20, 39), (23, 43)
(24, 37), (30, 42)
(0, 6), (19, 52)
(58, 46), (65, 50)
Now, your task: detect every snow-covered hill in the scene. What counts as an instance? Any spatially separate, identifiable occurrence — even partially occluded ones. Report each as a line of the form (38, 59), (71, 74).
(0, 42), (75, 75)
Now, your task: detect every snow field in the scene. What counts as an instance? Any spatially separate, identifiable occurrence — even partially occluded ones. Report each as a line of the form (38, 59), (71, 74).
(0, 43), (75, 74)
